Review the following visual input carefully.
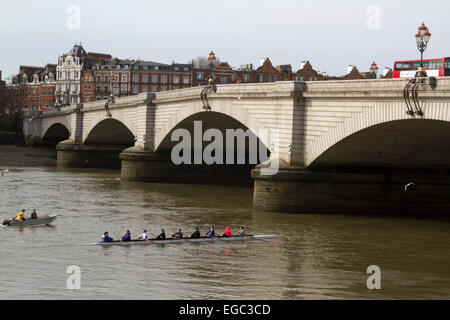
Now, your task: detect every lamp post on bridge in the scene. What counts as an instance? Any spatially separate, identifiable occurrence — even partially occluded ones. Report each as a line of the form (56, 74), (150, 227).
(415, 22), (431, 77)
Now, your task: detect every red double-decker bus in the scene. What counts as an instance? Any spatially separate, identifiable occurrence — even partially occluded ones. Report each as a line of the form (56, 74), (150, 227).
(392, 57), (450, 78)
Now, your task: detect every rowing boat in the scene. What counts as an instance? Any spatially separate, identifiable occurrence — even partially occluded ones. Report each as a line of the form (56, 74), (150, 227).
(91, 234), (278, 246)
(2, 215), (58, 227)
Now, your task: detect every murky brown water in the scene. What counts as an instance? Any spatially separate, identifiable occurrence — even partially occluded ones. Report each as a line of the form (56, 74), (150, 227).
(1, 167), (449, 299)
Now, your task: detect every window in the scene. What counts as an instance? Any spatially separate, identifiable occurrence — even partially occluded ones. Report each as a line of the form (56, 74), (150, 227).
(112, 85), (119, 95)
(154, 66), (159, 70)
(161, 75), (167, 83)
(221, 77), (227, 84)
(105, 76), (109, 83)
(96, 85), (101, 92)
(152, 75), (158, 83)
(151, 86), (158, 92)
(121, 85), (127, 93)
(184, 67), (189, 71)
(161, 86), (167, 91)
(243, 74), (250, 82)
(104, 85), (109, 92)
(183, 76), (190, 84)
(97, 76), (101, 82)
(133, 85), (139, 94)
(142, 86), (148, 92)
(197, 72), (204, 80)
(174, 67), (179, 71)
(122, 75), (127, 82)
(173, 76), (180, 84)
(84, 97), (90, 102)
(395, 62), (411, 71)
(142, 75), (148, 83)
(133, 75), (140, 83)
(143, 66), (148, 70)
(114, 75), (119, 82)
(258, 74), (264, 82)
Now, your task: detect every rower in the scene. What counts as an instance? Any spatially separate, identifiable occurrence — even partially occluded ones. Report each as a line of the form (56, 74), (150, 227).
(137, 229), (148, 241)
(222, 226), (232, 237)
(172, 228), (183, 239)
(190, 227), (201, 239)
(121, 230), (131, 242)
(31, 209), (38, 219)
(205, 225), (215, 237)
(102, 231), (113, 243)
(235, 226), (246, 237)
(14, 209), (26, 221)
(156, 229), (166, 240)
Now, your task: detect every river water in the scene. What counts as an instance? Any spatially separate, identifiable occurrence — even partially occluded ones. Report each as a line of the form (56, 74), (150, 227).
(0, 166), (449, 299)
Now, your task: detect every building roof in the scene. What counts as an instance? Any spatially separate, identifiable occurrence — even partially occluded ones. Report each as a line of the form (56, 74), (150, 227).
(256, 58), (279, 73)
(342, 66), (364, 80)
(68, 44), (87, 58)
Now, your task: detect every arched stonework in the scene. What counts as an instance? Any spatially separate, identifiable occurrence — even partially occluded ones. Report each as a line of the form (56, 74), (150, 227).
(153, 100), (272, 152)
(41, 116), (70, 139)
(42, 123), (70, 141)
(304, 100), (450, 166)
(82, 109), (138, 144)
(83, 118), (136, 145)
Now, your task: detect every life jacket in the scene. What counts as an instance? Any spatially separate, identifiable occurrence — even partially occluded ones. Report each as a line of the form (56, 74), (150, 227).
(15, 211), (25, 221)
(222, 226), (232, 237)
(102, 235), (113, 243)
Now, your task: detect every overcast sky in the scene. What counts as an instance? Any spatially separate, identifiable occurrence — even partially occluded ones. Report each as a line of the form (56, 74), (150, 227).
(1, 0), (449, 80)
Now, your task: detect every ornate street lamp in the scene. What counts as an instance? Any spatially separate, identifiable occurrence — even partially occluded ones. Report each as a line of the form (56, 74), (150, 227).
(415, 22), (431, 77)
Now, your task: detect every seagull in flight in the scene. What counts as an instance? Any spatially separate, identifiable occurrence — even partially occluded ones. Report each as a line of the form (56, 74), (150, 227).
(404, 182), (416, 192)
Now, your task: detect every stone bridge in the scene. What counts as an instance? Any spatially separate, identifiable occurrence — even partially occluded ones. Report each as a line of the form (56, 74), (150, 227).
(23, 79), (450, 214)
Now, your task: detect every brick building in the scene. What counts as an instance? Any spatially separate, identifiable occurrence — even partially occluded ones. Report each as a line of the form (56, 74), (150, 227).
(255, 58), (280, 83)
(13, 64), (57, 110)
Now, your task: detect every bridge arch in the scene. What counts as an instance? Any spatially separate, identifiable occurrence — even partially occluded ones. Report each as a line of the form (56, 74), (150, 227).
(84, 118), (135, 146)
(42, 123), (70, 145)
(305, 100), (450, 167)
(154, 103), (272, 153)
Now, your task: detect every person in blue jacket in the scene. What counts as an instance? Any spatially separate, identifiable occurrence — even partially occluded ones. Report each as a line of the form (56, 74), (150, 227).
(121, 230), (131, 242)
(102, 231), (113, 243)
(205, 225), (215, 237)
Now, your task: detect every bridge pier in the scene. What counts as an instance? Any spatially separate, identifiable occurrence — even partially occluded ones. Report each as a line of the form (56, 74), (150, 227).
(252, 166), (450, 215)
(120, 147), (255, 185)
(56, 140), (130, 168)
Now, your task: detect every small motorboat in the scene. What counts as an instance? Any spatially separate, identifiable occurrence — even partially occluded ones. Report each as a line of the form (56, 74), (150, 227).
(2, 215), (58, 227)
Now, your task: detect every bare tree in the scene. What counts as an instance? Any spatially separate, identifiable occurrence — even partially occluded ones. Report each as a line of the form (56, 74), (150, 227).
(0, 78), (28, 141)
(191, 56), (221, 69)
